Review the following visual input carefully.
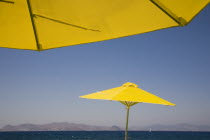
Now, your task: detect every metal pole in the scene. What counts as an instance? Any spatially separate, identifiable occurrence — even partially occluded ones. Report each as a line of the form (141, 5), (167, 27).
(125, 107), (130, 140)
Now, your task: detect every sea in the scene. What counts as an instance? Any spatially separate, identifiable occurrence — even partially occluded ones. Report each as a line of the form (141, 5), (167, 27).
(0, 131), (210, 140)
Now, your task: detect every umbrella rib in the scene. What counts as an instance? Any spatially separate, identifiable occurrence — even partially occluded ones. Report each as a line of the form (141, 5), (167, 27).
(34, 14), (101, 32)
(120, 101), (138, 108)
(125, 101), (129, 107)
(127, 101), (138, 107)
(150, 0), (187, 26)
(0, 0), (14, 4)
(127, 102), (132, 107)
(119, 101), (127, 106)
(26, 0), (42, 51)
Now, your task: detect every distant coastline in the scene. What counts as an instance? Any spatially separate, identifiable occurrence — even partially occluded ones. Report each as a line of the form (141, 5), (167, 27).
(0, 122), (210, 132)
(0, 122), (121, 132)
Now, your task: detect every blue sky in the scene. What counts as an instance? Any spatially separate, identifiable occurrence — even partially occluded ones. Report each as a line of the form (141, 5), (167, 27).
(0, 5), (210, 128)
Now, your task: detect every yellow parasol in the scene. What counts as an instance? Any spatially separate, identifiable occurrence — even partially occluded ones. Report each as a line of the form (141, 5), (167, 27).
(80, 82), (175, 140)
(0, 0), (209, 51)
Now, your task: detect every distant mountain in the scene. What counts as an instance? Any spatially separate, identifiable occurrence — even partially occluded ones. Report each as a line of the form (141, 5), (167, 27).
(0, 122), (121, 132)
(1, 122), (210, 132)
(130, 123), (210, 131)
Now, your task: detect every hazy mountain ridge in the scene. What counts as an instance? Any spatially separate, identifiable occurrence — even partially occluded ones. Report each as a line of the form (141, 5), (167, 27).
(0, 122), (210, 132)
(0, 122), (121, 131)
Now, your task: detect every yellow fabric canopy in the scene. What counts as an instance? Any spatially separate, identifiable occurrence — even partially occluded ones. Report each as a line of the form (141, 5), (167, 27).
(80, 82), (175, 140)
(80, 82), (175, 106)
(1, 0), (209, 51)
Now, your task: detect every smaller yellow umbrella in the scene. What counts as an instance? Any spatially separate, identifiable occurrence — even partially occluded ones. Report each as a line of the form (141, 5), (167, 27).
(80, 82), (175, 140)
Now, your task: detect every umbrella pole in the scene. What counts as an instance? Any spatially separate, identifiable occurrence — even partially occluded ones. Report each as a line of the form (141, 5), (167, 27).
(125, 106), (130, 140)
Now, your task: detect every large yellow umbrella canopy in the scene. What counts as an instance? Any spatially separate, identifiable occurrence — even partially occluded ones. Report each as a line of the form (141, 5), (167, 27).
(0, 0), (209, 51)
(80, 82), (175, 140)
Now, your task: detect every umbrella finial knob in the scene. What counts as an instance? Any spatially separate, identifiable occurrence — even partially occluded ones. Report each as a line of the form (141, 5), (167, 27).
(122, 82), (138, 88)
